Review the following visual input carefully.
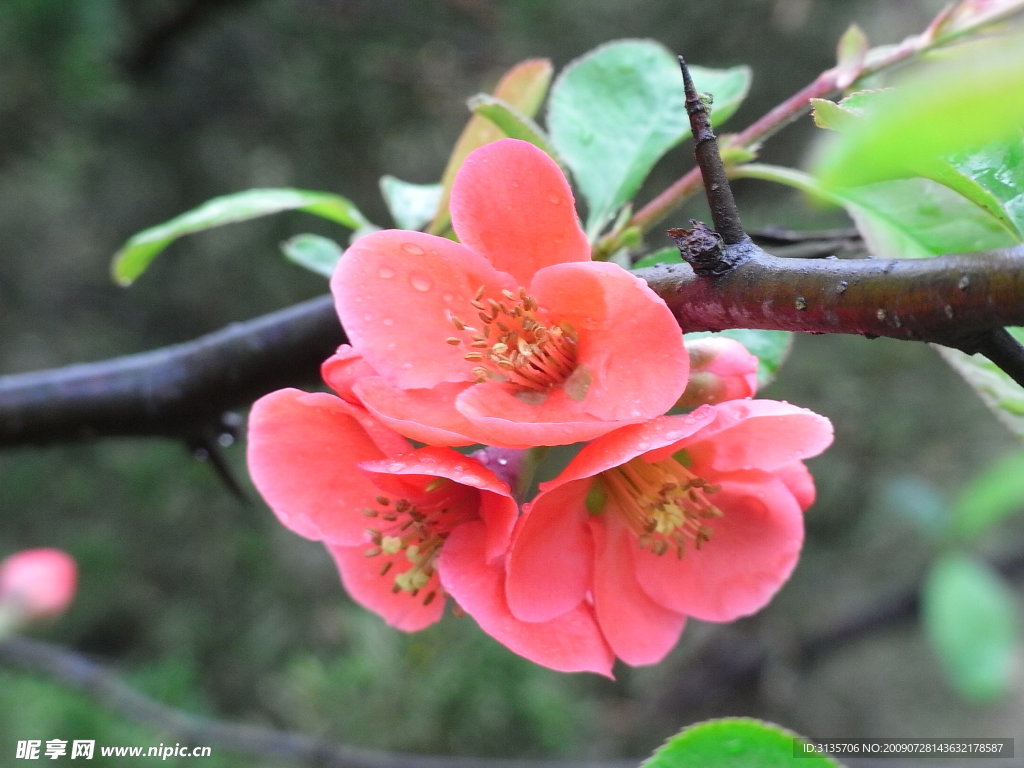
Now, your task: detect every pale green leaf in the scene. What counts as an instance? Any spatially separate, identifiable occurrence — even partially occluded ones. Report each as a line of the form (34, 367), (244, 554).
(379, 176), (443, 231)
(547, 39), (750, 239)
(922, 553), (1019, 702)
(467, 95), (556, 157)
(815, 38), (1024, 189)
(280, 233), (344, 278)
(112, 188), (370, 285)
(641, 717), (843, 768)
(834, 23), (868, 90)
(936, 327), (1024, 440)
(949, 450), (1024, 541)
(811, 88), (1024, 240)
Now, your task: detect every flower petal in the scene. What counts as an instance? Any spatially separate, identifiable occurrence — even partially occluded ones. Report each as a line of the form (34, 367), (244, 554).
(506, 481), (592, 622)
(321, 344), (377, 403)
(686, 399), (834, 473)
(777, 461), (817, 511)
(441, 521), (614, 676)
(455, 383), (637, 448)
(633, 473), (804, 622)
(332, 229), (514, 388)
(534, 410), (717, 490)
(328, 544), (444, 632)
(450, 139), (591, 286)
(530, 261), (689, 421)
(591, 519), (687, 666)
(352, 375), (487, 446)
(246, 389), (410, 545)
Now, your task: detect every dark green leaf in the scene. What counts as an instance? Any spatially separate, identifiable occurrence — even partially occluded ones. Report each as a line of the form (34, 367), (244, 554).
(922, 553), (1018, 702)
(112, 188), (371, 285)
(641, 717), (843, 768)
(632, 246), (681, 269)
(548, 40), (750, 239)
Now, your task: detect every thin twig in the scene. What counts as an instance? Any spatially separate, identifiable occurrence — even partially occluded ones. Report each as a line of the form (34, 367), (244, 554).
(678, 56), (745, 245)
(968, 328), (1024, 389)
(0, 635), (635, 768)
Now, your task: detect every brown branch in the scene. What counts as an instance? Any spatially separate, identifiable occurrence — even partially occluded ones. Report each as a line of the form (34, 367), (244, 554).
(0, 294), (342, 447)
(0, 635), (635, 768)
(654, 230), (1024, 351)
(678, 57), (745, 245)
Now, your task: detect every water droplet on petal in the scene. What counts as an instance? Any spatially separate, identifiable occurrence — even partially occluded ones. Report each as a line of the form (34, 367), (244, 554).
(382, 317), (394, 326)
(378, 266), (395, 279)
(402, 242), (425, 256)
(410, 273), (433, 292)
(549, 195), (562, 205)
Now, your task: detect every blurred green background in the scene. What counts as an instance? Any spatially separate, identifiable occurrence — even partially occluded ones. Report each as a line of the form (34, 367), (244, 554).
(2, 1), (1022, 766)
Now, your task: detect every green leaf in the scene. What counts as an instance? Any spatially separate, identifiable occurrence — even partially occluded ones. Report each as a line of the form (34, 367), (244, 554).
(811, 90), (1024, 241)
(547, 40), (750, 239)
(641, 718), (843, 768)
(922, 553), (1019, 702)
(280, 233), (344, 278)
(686, 329), (793, 389)
(632, 246), (681, 269)
(735, 163), (1016, 259)
(833, 23), (868, 90)
(936, 328), (1024, 440)
(379, 176), (443, 231)
(949, 450), (1024, 541)
(467, 95), (556, 157)
(815, 37), (1024, 189)
(111, 188), (371, 285)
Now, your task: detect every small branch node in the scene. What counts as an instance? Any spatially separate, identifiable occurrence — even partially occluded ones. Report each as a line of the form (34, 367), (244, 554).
(668, 220), (753, 276)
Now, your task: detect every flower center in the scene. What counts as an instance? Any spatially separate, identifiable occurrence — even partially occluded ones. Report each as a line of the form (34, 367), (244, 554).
(598, 451), (722, 558)
(360, 479), (473, 605)
(447, 286), (580, 395)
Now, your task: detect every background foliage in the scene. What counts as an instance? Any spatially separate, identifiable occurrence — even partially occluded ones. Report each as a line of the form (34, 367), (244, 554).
(2, 0), (1022, 765)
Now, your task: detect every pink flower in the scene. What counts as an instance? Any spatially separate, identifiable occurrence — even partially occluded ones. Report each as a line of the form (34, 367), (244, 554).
(505, 400), (833, 666)
(247, 388), (613, 674)
(676, 336), (760, 408)
(331, 138), (688, 448)
(0, 548), (77, 623)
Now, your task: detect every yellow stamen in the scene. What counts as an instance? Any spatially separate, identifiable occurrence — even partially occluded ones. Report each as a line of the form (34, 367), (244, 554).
(599, 454), (722, 558)
(448, 285), (581, 393)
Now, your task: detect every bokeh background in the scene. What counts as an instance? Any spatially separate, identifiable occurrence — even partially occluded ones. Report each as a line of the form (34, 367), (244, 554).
(2, 1), (1022, 765)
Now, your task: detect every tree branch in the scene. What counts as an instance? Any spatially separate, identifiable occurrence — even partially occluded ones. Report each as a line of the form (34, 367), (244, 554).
(0, 635), (635, 768)
(654, 230), (1024, 350)
(0, 295), (342, 447)
(2, 244), (1023, 448)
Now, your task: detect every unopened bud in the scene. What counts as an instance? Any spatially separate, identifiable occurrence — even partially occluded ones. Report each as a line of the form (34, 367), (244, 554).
(0, 548), (77, 631)
(677, 337), (759, 408)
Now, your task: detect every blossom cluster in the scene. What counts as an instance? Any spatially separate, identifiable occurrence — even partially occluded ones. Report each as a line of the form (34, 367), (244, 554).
(247, 139), (833, 676)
